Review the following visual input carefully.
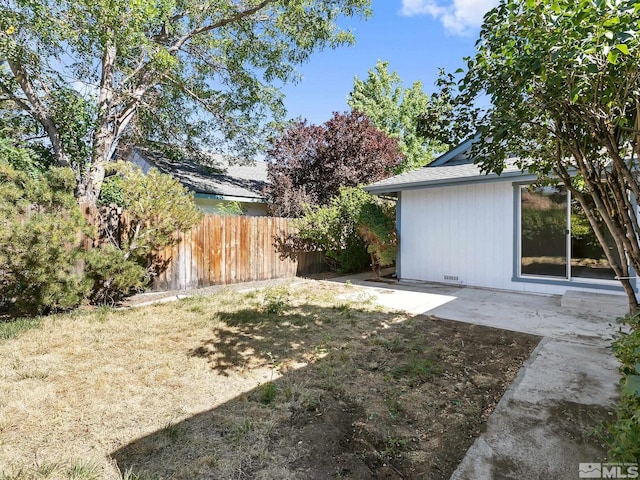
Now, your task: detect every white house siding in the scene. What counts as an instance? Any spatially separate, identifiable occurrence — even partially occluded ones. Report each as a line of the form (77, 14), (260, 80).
(400, 181), (514, 291)
(399, 181), (625, 296)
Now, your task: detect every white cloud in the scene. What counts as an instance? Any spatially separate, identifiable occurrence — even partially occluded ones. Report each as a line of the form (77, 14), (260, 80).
(400, 0), (499, 35)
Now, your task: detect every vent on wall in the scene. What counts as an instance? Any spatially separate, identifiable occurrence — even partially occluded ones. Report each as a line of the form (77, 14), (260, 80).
(443, 275), (459, 282)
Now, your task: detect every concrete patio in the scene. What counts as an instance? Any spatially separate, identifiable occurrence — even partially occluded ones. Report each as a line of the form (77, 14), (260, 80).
(325, 271), (625, 480)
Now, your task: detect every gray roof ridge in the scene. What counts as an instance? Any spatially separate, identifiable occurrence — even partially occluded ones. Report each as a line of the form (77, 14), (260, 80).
(429, 133), (481, 167)
(129, 145), (269, 199)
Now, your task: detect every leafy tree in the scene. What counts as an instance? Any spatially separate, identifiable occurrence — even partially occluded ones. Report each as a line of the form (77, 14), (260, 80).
(348, 60), (447, 172)
(440, 0), (640, 312)
(0, 0), (372, 205)
(266, 111), (401, 217)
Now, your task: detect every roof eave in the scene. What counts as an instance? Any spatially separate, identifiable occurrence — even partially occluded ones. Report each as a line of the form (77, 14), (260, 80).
(363, 170), (537, 195)
(194, 193), (268, 203)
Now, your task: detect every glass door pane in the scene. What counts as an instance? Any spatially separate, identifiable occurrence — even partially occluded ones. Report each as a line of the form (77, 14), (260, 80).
(570, 196), (617, 280)
(521, 186), (568, 278)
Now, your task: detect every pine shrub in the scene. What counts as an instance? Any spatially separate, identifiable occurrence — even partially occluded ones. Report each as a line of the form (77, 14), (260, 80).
(0, 161), (90, 314)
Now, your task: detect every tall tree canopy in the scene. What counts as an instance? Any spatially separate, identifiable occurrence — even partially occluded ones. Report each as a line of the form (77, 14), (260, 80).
(441, 0), (640, 312)
(265, 111), (401, 217)
(347, 60), (446, 172)
(0, 0), (371, 204)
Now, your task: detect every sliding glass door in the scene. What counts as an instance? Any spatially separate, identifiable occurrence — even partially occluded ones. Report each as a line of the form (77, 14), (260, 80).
(570, 195), (618, 280)
(519, 185), (617, 281)
(520, 186), (568, 277)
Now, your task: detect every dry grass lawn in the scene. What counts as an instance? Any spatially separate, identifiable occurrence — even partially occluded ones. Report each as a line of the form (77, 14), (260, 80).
(0, 280), (539, 479)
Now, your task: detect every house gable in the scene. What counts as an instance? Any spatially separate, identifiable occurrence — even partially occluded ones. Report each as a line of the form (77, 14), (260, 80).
(363, 137), (534, 195)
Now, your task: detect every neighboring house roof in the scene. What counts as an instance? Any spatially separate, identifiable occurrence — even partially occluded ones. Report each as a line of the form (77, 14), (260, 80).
(130, 147), (269, 202)
(364, 137), (535, 195)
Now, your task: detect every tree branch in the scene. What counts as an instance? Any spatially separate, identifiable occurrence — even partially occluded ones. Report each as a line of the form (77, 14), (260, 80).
(167, 0), (275, 54)
(113, 1), (275, 147)
(5, 59), (70, 167)
(0, 81), (33, 115)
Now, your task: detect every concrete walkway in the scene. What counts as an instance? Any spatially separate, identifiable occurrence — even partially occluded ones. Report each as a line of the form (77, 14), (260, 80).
(325, 272), (624, 480)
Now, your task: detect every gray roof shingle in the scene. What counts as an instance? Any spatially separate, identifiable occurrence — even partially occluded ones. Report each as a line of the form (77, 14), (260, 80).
(363, 144), (531, 194)
(132, 147), (269, 201)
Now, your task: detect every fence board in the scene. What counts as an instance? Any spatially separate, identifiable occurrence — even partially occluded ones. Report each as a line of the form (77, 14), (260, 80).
(77, 204), (327, 291)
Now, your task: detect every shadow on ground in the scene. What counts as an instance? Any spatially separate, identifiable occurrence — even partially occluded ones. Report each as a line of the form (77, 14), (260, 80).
(111, 296), (542, 480)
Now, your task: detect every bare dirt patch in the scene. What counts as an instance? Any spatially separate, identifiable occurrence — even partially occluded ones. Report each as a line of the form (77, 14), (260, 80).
(0, 281), (539, 479)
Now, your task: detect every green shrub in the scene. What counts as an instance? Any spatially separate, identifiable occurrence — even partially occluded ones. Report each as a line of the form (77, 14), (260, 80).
(292, 187), (396, 274)
(84, 245), (148, 304)
(606, 314), (640, 461)
(215, 201), (245, 216)
(293, 187), (370, 273)
(100, 162), (202, 257)
(97, 174), (126, 207)
(357, 201), (398, 276)
(90, 162), (202, 302)
(0, 158), (91, 314)
(262, 287), (291, 315)
(259, 382), (278, 404)
(0, 140), (201, 310)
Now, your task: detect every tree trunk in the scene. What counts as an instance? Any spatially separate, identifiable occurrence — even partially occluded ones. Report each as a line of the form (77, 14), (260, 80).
(621, 278), (639, 315)
(79, 38), (117, 206)
(76, 162), (107, 206)
(555, 160), (639, 315)
(576, 189), (639, 315)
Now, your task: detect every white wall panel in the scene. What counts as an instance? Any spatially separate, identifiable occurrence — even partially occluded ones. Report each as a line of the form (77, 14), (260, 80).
(400, 181), (513, 290)
(398, 181), (624, 296)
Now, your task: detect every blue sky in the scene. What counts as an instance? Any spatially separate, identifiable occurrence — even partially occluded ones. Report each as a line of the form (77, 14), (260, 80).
(280, 0), (498, 125)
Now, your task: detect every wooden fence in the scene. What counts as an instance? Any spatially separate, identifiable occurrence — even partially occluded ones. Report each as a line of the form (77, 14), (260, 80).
(80, 205), (326, 291)
(151, 215), (325, 291)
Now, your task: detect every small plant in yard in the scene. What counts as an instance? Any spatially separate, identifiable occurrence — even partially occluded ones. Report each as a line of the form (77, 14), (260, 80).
(119, 469), (144, 480)
(333, 302), (354, 318)
(391, 352), (443, 386)
(93, 305), (117, 323)
(33, 461), (63, 477)
(258, 351), (281, 404)
(261, 287), (291, 315)
(162, 421), (183, 441)
(301, 392), (323, 412)
(67, 461), (100, 480)
(259, 382), (278, 405)
(384, 393), (404, 418)
(380, 435), (408, 462)
(231, 418), (255, 445)
(0, 317), (41, 340)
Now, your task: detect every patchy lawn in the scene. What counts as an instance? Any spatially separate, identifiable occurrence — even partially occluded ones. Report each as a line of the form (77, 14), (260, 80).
(0, 281), (539, 479)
